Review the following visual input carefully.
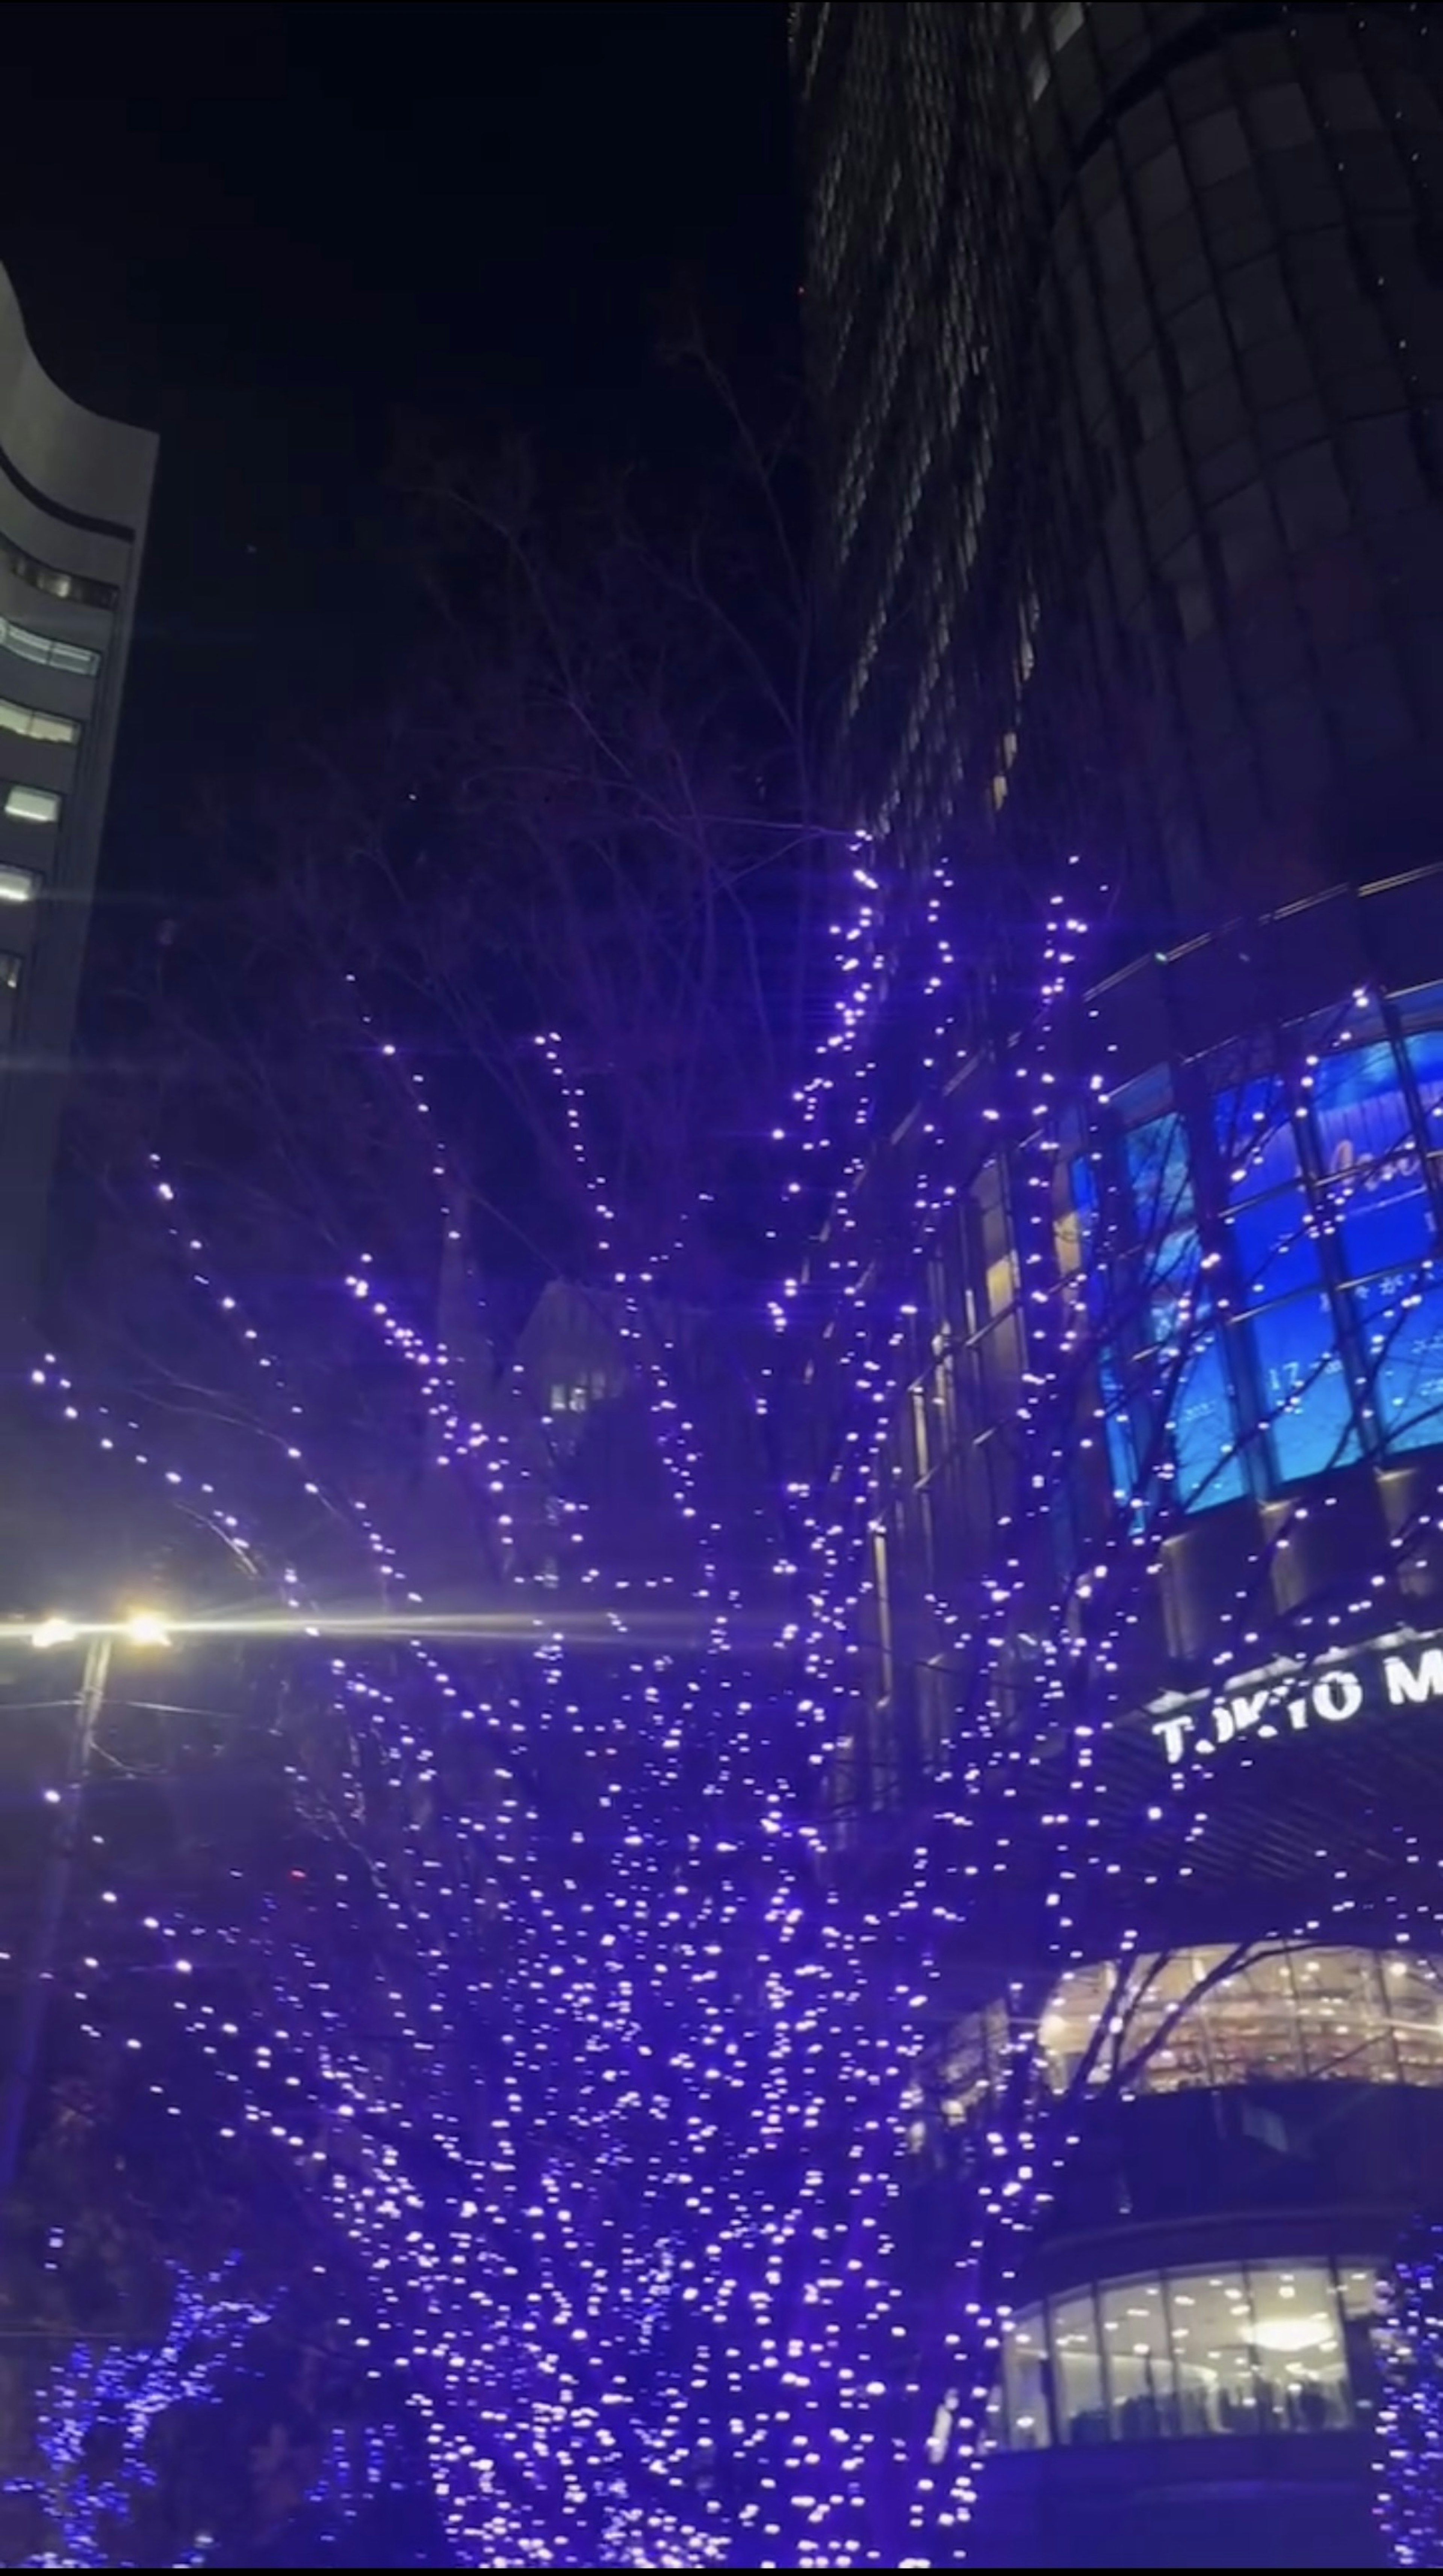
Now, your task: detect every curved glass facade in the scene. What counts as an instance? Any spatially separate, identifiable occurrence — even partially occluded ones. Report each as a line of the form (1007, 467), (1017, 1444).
(873, 967), (1443, 1671)
(1079, 987), (1443, 1518)
(934, 1944), (1443, 2124)
(798, 2), (1443, 929)
(991, 2254), (1381, 2452)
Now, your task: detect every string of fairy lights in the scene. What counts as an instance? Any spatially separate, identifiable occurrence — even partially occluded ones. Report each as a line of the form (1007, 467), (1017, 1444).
(19, 830), (1443, 2565)
(25, 853), (931, 2565)
(1376, 2219), (1443, 2566)
(1, 2262), (272, 2567)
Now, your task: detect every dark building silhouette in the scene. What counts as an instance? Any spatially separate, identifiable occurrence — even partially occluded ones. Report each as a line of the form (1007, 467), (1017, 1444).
(792, 6), (1443, 2563)
(795, 0), (1443, 927)
(0, 264), (154, 1335)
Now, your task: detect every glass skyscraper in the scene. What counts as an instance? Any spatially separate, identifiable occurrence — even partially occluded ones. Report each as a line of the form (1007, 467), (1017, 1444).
(793, 7), (1443, 2563)
(796, 0), (1443, 922)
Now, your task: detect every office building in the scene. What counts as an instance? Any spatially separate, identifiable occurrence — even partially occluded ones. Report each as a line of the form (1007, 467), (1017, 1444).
(792, 5), (1443, 2562)
(0, 262), (155, 1331)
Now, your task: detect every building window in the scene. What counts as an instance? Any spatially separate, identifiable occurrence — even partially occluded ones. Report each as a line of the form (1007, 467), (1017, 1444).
(0, 948), (20, 1038)
(994, 2255), (1377, 2449)
(1072, 998), (1443, 1520)
(2, 784), (59, 825)
(938, 1945), (1443, 2117)
(0, 538), (116, 612)
(0, 863), (39, 905)
(0, 696), (79, 746)
(0, 617), (100, 678)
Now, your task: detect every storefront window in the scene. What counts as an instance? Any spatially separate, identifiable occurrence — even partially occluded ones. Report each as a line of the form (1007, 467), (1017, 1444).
(1000, 2257), (1376, 2450)
(1003, 2310), (1052, 2450)
(1099, 2275), (1174, 2439)
(1050, 2289), (1106, 2446)
(947, 1944), (1443, 2116)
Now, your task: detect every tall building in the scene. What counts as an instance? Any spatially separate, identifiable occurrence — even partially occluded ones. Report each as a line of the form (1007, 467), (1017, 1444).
(793, 6), (1443, 2565)
(0, 263), (155, 1332)
(796, 0), (1443, 927)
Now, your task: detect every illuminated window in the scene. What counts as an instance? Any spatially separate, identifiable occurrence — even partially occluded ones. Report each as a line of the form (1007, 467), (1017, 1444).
(997, 2257), (1372, 2449)
(1088, 1014), (1443, 1515)
(3, 784), (59, 824)
(0, 538), (115, 611)
(0, 617), (99, 677)
(945, 1945), (1443, 2108)
(0, 949), (19, 1037)
(1002, 2310), (1051, 2450)
(0, 863), (38, 905)
(0, 696), (79, 746)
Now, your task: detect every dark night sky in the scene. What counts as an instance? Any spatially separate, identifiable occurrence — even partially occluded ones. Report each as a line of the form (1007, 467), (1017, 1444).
(0, 0), (797, 897)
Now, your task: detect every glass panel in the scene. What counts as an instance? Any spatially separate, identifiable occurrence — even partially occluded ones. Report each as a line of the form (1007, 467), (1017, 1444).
(1166, 2270), (1260, 2435)
(1121, 1954), (1216, 2091)
(0, 615), (100, 675)
(1129, 1112), (1193, 1236)
(1338, 2261), (1384, 2323)
(1249, 2261), (1349, 2432)
(1029, 1946), (1443, 2112)
(3, 784), (59, 824)
(1003, 2311), (1051, 2449)
(1039, 1964), (1112, 2091)
(0, 863), (37, 905)
(1051, 2289), (1107, 2446)
(1216, 1073), (1299, 1199)
(1100, 2276), (1176, 2440)
(1164, 1301), (1247, 1510)
(1144, 1231), (1247, 1504)
(1099, 1345), (1143, 1513)
(1291, 1949), (1393, 2083)
(1382, 1955), (1443, 2083)
(1252, 1291), (1360, 1480)
(0, 695), (78, 744)
(1360, 1262), (1443, 1457)
(1330, 1164), (1431, 1282)
(995, 2256), (1388, 2450)
(1200, 1948), (1307, 2085)
(1405, 1023), (1443, 1132)
(1231, 1181), (1322, 1306)
(1312, 1040), (1413, 1183)
(1339, 2259), (1383, 2426)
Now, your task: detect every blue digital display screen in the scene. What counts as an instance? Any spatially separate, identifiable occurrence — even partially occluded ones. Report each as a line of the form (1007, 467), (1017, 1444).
(1094, 1030), (1443, 1515)
(1360, 1260), (1443, 1454)
(1252, 1292), (1361, 1482)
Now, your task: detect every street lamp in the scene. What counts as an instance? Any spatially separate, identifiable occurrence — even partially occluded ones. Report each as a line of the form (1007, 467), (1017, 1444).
(0, 1611), (173, 2202)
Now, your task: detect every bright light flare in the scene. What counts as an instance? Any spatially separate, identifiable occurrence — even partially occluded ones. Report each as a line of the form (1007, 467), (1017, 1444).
(29, 1610), (172, 1651)
(123, 1610), (172, 1649)
(30, 1615), (78, 1650)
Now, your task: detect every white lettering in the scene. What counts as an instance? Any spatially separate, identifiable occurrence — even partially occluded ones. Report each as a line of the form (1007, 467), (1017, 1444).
(1153, 1632), (1443, 1771)
(1152, 1715), (1191, 1766)
(1384, 1647), (1443, 1707)
(1311, 1669), (1363, 1725)
(1228, 1689), (1271, 1737)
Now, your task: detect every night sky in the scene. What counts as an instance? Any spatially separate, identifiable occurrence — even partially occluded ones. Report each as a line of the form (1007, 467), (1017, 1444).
(0, 0), (797, 899)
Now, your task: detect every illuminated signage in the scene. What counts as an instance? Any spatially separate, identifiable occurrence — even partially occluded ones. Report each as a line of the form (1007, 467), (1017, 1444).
(1150, 1630), (1443, 1768)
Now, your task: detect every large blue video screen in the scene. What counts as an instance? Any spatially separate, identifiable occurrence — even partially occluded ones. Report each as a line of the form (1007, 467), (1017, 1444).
(1094, 1027), (1443, 1511)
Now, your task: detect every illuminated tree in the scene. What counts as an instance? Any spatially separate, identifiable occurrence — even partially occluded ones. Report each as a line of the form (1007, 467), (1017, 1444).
(1377, 2217), (1443, 2568)
(41, 355), (1443, 2569)
(790, 862), (1443, 2560)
